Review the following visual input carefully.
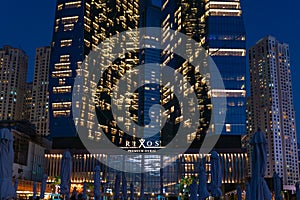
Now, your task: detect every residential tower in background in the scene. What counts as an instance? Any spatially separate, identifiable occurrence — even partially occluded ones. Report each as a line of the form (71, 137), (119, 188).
(0, 45), (28, 120)
(30, 46), (51, 136)
(248, 35), (299, 189)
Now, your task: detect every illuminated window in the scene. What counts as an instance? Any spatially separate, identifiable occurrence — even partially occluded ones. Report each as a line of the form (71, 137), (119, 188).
(226, 124), (231, 132)
(84, 16), (91, 25)
(77, 61), (82, 69)
(52, 70), (72, 78)
(64, 24), (74, 31)
(237, 76), (245, 81)
(85, 2), (90, 11)
(60, 39), (72, 47)
(54, 63), (70, 70)
(92, 22), (99, 30)
(53, 86), (71, 93)
(237, 102), (244, 106)
(209, 48), (246, 56)
(55, 19), (60, 25)
(206, 2), (241, 10)
(61, 16), (79, 24)
(84, 39), (90, 47)
(65, 1), (81, 9)
(206, 8), (242, 17)
(59, 55), (70, 62)
(84, 24), (91, 32)
(187, 133), (196, 143)
(52, 102), (72, 109)
(211, 89), (246, 98)
(92, 36), (99, 44)
(92, 44), (98, 51)
(228, 102), (235, 106)
(59, 78), (66, 85)
(53, 110), (71, 117)
(57, 4), (63, 10)
(86, 10), (90, 17)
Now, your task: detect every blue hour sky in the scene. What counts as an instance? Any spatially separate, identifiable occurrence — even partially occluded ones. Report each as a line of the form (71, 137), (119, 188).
(0, 0), (300, 140)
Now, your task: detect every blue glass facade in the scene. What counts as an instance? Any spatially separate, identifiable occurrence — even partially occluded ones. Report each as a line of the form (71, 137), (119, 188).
(201, 1), (247, 136)
(138, 1), (161, 141)
(49, 0), (85, 138)
(162, 0), (246, 137)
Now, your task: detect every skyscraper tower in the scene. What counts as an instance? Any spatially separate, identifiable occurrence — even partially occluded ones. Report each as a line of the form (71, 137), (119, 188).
(49, 0), (98, 144)
(200, 0), (246, 137)
(49, 0), (139, 146)
(161, 0), (246, 144)
(160, 0), (247, 192)
(49, 0), (162, 148)
(248, 35), (299, 189)
(45, 0), (249, 195)
(31, 46), (51, 135)
(160, 0), (213, 150)
(0, 45), (28, 120)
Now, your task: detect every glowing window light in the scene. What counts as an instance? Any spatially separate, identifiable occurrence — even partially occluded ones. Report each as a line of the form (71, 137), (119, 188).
(209, 48), (246, 56)
(65, 1), (81, 9)
(53, 110), (71, 117)
(53, 86), (71, 93)
(52, 102), (72, 109)
(60, 39), (72, 47)
(52, 70), (72, 78)
(61, 16), (79, 24)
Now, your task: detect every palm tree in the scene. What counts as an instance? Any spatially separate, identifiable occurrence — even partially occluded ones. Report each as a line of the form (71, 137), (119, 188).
(179, 176), (196, 199)
(51, 176), (61, 194)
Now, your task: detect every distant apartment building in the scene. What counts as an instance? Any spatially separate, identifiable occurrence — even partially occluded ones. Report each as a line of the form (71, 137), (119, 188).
(247, 36), (299, 189)
(0, 45), (28, 120)
(30, 47), (51, 135)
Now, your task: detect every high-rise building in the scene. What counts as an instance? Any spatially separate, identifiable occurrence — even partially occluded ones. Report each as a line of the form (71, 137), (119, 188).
(161, 0), (247, 143)
(161, 0), (212, 148)
(50, 0), (245, 149)
(30, 47), (51, 136)
(49, 0), (163, 148)
(160, 0), (247, 193)
(200, 0), (247, 137)
(49, 0), (129, 145)
(48, 0), (166, 195)
(92, 1), (163, 147)
(138, 0), (162, 142)
(0, 45), (28, 120)
(45, 0), (250, 196)
(23, 82), (33, 120)
(49, 0), (91, 142)
(248, 35), (299, 189)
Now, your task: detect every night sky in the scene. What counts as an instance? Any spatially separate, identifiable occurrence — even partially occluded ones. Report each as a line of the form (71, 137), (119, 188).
(0, 0), (300, 140)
